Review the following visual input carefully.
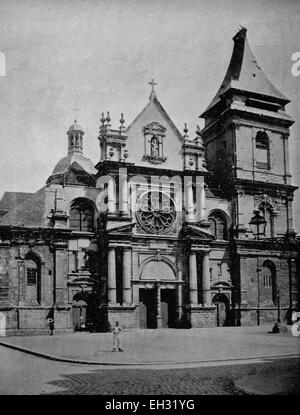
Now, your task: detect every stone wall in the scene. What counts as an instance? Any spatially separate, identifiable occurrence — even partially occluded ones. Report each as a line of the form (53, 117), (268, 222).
(107, 305), (137, 329)
(185, 305), (216, 328)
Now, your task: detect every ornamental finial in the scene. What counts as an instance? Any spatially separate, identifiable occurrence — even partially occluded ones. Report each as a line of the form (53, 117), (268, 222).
(106, 111), (111, 126)
(183, 123), (189, 138)
(119, 113), (125, 130)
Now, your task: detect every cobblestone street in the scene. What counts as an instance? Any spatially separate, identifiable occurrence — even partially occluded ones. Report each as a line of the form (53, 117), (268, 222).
(44, 358), (300, 395)
(0, 344), (299, 395)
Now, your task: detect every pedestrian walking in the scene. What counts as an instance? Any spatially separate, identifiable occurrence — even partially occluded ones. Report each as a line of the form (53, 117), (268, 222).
(47, 318), (54, 335)
(112, 321), (123, 351)
(79, 315), (86, 332)
(46, 306), (55, 335)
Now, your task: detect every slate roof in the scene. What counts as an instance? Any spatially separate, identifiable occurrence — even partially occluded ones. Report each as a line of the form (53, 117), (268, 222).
(201, 27), (289, 117)
(0, 187), (49, 228)
(0, 192), (34, 217)
(51, 153), (97, 176)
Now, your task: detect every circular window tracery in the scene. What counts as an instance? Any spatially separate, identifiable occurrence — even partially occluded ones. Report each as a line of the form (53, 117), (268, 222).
(136, 190), (176, 234)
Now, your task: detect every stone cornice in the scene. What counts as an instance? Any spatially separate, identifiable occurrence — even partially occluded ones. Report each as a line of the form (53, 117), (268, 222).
(232, 178), (298, 194)
(0, 225), (71, 245)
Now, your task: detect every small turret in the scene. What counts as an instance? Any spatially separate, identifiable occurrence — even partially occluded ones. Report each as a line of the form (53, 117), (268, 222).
(67, 120), (85, 155)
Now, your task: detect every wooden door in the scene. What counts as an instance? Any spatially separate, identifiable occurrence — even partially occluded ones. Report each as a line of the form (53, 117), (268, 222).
(161, 301), (168, 328)
(213, 294), (229, 327)
(216, 302), (227, 327)
(161, 289), (176, 328)
(139, 289), (157, 328)
(72, 306), (80, 330)
(72, 302), (87, 331)
(139, 300), (147, 328)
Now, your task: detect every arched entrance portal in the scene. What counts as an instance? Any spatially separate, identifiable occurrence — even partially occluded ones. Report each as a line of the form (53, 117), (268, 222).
(138, 258), (178, 329)
(72, 293), (87, 331)
(72, 291), (98, 332)
(212, 293), (230, 327)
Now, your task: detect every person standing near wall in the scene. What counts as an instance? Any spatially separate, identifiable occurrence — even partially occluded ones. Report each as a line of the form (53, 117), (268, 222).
(112, 321), (123, 351)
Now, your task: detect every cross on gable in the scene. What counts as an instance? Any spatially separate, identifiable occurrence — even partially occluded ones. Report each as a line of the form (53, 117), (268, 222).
(148, 78), (157, 91)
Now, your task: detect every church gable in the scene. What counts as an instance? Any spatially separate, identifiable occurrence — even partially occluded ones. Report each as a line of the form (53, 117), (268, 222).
(126, 91), (183, 171)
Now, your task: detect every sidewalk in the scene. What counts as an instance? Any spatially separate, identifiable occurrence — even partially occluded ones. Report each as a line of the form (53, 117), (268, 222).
(0, 326), (299, 366)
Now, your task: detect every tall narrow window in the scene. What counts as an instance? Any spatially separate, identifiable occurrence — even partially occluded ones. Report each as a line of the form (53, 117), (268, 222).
(256, 131), (269, 169)
(27, 268), (37, 285)
(208, 211), (228, 240)
(261, 260), (277, 305)
(69, 199), (94, 232)
(25, 255), (41, 304)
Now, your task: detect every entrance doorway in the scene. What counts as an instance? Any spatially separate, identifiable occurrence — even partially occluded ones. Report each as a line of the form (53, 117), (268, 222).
(139, 289), (157, 328)
(161, 289), (177, 328)
(72, 299), (87, 331)
(212, 293), (230, 327)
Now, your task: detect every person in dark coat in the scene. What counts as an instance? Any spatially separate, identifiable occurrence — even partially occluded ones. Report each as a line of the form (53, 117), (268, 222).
(46, 306), (55, 335)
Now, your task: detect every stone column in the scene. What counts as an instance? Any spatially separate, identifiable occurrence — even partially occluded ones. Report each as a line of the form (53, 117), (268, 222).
(185, 176), (194, 222)
(177, 283), (183, 319)
(122, 248), (132, 305)
(287, 198), (294, 233)
(54, 245), (68, 305)
(199, 180), (206, 221)
(108, 247), (116, 304)
(195, 176), (206, 221)
(107, 177), (116, 214)
(119, 168), (129, 216)
(18, 260), (26, 305)
(189, 252), (198, 305)
(202, 251), (211, 306)
(40, 263), (46, 305)
(157, 285), (162, 328)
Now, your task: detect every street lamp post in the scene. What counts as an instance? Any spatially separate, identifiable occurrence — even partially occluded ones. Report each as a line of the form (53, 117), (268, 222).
(249, 210), (267, 326)
(277, 289), (281, 323)
(249, 210), (267, 241)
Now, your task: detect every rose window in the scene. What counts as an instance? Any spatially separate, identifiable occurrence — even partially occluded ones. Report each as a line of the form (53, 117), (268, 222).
(136, 191), (176, 234)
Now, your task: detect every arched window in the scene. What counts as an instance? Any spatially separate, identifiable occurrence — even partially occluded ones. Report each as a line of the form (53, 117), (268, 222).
(208, 211), (228, 240)
(69, 199), (94, 232)
(256, 131), (269, 169)
(261, 260), (277, 305)
(25, 254), (41, 304)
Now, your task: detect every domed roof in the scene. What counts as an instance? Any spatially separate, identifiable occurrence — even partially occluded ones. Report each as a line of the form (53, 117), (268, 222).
(51, 153), (97, 176)
(67, 120), (84, 133)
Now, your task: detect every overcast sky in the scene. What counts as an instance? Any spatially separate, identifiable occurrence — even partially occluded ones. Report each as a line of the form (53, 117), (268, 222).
(0, 0), (299, 230)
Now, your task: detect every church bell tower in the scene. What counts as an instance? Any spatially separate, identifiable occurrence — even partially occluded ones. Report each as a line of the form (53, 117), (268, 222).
(200, 27), (297, 239)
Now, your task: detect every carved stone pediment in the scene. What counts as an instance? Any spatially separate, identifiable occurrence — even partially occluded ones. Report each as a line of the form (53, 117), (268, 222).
(181, 224), (215, 240)
(143, 121), (166, 136)
(106, 223), (135, 235)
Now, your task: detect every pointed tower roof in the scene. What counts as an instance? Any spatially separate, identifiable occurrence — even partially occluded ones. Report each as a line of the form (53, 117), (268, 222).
(201, 27), (289, 118)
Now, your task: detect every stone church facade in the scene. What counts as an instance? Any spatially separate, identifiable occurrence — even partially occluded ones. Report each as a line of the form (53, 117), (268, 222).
(0, 28), (298, 335)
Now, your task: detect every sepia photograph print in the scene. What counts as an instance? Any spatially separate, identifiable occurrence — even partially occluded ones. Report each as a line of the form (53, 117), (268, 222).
(0, 0), (299, 401)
